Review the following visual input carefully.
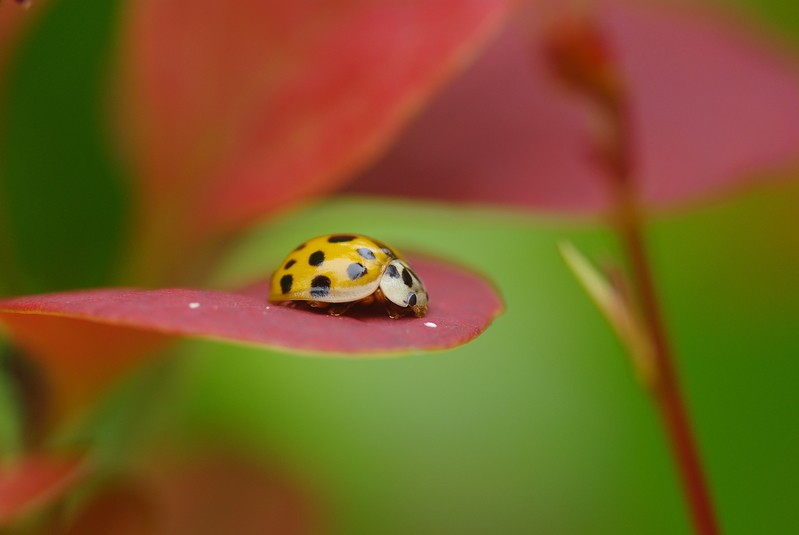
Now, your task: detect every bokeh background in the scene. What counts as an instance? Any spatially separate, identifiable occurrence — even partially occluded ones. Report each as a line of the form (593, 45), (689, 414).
(1, 0), (798, 533)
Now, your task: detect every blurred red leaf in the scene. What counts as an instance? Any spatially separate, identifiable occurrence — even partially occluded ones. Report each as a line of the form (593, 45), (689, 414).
(65, 452), (322, 535)
(608, 3), (799, 206)
(0, 0), (46, 125)
(346, 21), (605, 211)
(0, 0), (44, 69)
(0, 453), (87, 527)
(0, 256), (501, 409)
(346, 2), (799, 212)
(0, 314), (170, 415)
(118, 0), (511, 280)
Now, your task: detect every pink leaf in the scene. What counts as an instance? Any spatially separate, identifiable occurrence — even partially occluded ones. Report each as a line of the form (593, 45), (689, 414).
(117, 0), (512, 280)
(64, 452), (322, 535)
(0, 257), (502, 409)
(345, 2), (799, 212)
(0, 0), (45, 70)
(0, 453), (87, 526)
(607, 3), (799, 206)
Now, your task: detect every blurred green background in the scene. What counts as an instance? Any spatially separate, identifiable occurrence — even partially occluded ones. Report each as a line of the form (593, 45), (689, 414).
(1, 0), (798, 533)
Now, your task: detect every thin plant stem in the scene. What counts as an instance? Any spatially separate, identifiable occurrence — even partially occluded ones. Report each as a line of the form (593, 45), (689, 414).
(613, 186), (721, 535)
(544, 12), (722, 533)
(608, 72), (721, 535)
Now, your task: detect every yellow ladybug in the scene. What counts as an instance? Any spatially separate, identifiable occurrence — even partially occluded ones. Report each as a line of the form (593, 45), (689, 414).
(269, 234), (429, 318)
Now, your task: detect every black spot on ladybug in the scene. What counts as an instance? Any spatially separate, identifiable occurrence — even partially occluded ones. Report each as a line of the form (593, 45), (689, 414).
(309, 250), (325, 266)
(347, 262), (367, 280)
(408, 293), (417, 306)
(386, 264), (400, 278)
(327, 234), (356, 243)
(310, 275), (331, 298)
(401, 268), (413, 288)
(381, 247), (395, 258)
(284, 259), (296, 270)
(294, 243), (306, 251)
(357, 247), (376, 260)
(280, 274), (293, 294)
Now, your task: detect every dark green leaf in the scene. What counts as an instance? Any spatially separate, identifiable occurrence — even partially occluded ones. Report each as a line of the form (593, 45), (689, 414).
(0, 0), (129, 293)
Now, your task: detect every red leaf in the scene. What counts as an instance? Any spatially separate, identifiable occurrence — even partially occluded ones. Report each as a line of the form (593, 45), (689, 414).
(0, 0), (46, 136)
(0, 453), (87, 526)
(346, 2), (799, 211)
(608, 3), (799, 206)
(0, 1), (45, 70)
(117, 0), (511, 279)
(346, 21), (605, 212)
(65, 452), (322, 535)
(0, 257), (502, 409)
(0, 313), (171, 415)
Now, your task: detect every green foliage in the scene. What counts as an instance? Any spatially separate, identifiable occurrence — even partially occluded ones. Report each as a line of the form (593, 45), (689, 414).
(650, 180), (799, 534)
(0, 0), (129, 294)
(722, 0), (799, 42)
(0, 340), (22, 458)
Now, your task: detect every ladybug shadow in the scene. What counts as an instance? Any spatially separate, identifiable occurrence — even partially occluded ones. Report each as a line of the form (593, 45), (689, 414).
(274, 300), (419, 322)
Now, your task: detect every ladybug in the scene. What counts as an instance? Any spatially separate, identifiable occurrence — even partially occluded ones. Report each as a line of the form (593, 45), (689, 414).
(269, 234), (429, 318)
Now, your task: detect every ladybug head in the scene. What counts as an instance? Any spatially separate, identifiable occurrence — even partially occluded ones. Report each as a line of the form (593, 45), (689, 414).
(379, 259), (429, 318)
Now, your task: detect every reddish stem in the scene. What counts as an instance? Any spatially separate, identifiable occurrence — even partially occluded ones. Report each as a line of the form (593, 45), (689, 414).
(605, 58), (720, 534)
(614, 191), (721, 535)
(605, 52), (720, 533)
(544, 13), (722, 533)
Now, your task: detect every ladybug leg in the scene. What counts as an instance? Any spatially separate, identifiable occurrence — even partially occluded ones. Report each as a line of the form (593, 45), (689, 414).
(374, 288), (402, 319)
(327, 302), (355, 317)
(386, 306), (402, 320)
